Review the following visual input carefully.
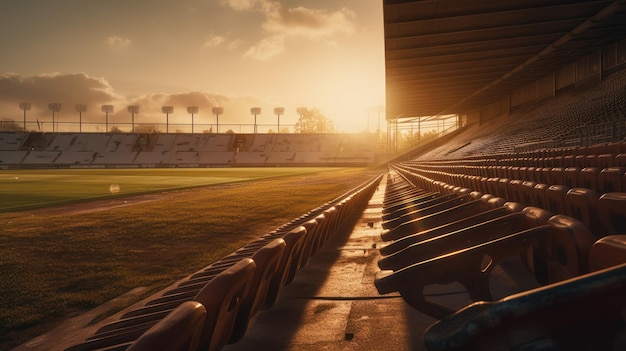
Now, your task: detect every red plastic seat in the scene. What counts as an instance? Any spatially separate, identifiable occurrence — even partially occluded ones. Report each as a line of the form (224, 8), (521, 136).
(423, 263), (626, 351)
(579, 167), (600, 192)
(126, 301), (206, 351)
(597, 192), (626, 235)
(544, 184), (570, 215)
(598, 167), (626, 193)
(564, 188), (601, 236)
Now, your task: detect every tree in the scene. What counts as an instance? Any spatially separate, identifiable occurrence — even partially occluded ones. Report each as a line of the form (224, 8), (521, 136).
(101, 105), (114, 132)
(0, 119), (24, 131)
(19, 102), (31, 130)
(48, 103), (62, 132)
(75, 104), (87, 133)
(187, 106), (199, 133)
(295, 107), (335, 133)
(134, 124), (161, 133)
(161, 106), (173, 133)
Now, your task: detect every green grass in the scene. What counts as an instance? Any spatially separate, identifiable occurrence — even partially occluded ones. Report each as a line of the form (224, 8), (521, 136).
(0, 167), (382, 350)
(0, 167), (342, 211)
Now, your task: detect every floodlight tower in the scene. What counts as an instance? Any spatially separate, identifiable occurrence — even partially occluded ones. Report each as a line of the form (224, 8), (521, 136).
(250, 107), (261, 134)
(48, 103), (62, 132)
(101, 105), (114, 132)
(187, 106), (199, 133)
(212, 107), (223, 133)
(127, 105), (139, 132)
(274, 107), (284, 134)
(162, 106), (173, 133)
(19, 102), (31, 130)
(75, 104), (87, 133)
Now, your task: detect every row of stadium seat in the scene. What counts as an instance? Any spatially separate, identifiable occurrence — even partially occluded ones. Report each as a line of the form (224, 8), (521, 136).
(401, 161), (626, 196)
(64, 174), (382, 351)
(373, 166), (626, 350)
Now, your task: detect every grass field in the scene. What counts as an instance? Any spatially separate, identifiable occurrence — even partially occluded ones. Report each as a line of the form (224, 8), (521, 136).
(0, 167), (343, 211)
(0, 166), (381, 350)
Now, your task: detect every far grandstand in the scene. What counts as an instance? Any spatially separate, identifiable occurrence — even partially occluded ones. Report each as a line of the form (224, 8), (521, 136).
(0, 132), (381, 168)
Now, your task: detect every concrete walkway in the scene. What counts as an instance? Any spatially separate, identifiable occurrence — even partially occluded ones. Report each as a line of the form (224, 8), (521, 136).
(222, 176), (438, 351)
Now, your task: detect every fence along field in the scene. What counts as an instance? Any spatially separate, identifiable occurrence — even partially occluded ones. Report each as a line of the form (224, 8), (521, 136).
(0, 167), (343, 211)
(0, 166), (380, 350)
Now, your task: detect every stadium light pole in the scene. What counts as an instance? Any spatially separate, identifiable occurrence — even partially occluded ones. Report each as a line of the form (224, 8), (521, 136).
(162, 106), (173, 133)
(212, 107), (223, 133)
(127, 105), (139, 132)
(101, 105), (114, 132)
(250, 107), (261, 134)
(187, 106), (198, 133)
(274, 107), (284, 134)
(75, 104), (87, 133)
(48, 103), (62, 132)
(19, 102), (31, 130)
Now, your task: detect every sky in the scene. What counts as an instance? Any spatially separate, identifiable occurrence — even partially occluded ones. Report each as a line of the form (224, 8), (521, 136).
(0, 0), (385, 133)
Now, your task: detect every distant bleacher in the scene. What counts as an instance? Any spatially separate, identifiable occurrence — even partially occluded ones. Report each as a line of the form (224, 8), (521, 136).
(0, 132), (378, 168)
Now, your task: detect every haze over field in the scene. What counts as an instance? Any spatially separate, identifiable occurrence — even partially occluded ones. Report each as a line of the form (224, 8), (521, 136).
(0, 0), (385, 132)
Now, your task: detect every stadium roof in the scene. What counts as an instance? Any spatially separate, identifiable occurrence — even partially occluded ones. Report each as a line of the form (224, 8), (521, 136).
(383, 0), (626, 119)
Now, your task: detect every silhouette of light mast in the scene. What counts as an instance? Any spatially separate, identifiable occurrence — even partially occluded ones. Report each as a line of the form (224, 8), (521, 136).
(101, 105), (114, 132)
(75, 104), (87, 133)
(127, 105), (139, 132)
(250, 107), (261, 134)
(19, 102), (31, 130)
(162, 106), (173, 133)
(212, 107), (223, 133)
(187, 106), (198, 133)
(48, 103), (62, 132)
(274, 107), (284, 134)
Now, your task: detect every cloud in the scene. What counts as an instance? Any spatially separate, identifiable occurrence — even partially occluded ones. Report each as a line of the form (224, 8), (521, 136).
(106, 36), (132, 49)
(266, 6), (356, 42)
(243, 35), (285, 60)
(220, 0), (356, 60)
(0, 72), (121, 107)
(0, 72), (277, 129)
(201, 34), (242, 51)
(203, 35), (226, 48)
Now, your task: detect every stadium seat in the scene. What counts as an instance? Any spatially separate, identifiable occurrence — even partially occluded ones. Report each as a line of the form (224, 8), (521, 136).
(544, 185), (570, 215)
(564, 188), (601, 236)
(423, 263), (626, 351)
(66, 258), (255, 351)
(382, 193), (456, 224)
(615, 153), (626, 167)
(229, 239), (286, 343)
(379, 204), (514, 255)
(563, 167), (581, 189)
(375, 225), (554, 319)
(382, 194), (471, 230)
(598, 167), (626, 193)
(532, 183), (549, 210)
(579, 167), (600, 193)
(588, 235), (626, 271)
(597, 192), (626, 235)
(126, 301), (206, 351)
(541, 215), (596, 283)
(520, 180), (538, 206)
(378, 211), (534, 271)
(380, 193), (487, 241)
